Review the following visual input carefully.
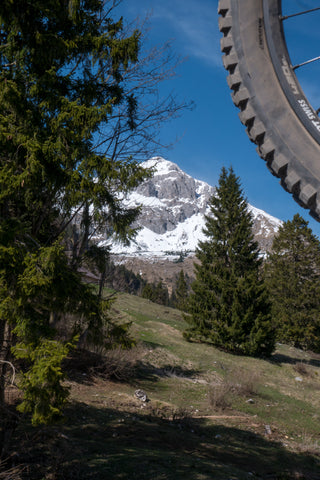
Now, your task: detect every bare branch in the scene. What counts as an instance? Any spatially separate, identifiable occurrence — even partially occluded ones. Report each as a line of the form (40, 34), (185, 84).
(0, 360), (16, 386)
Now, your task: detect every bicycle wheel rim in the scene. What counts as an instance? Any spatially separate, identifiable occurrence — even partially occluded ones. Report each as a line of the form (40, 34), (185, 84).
(263, 0), (320, 145)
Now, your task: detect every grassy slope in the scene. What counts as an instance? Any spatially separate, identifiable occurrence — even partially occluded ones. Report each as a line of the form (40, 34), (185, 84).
(8, 293), (320, 479)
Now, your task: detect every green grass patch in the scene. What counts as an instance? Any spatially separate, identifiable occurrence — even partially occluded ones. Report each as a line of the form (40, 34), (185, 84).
(5, 292), (320, 479)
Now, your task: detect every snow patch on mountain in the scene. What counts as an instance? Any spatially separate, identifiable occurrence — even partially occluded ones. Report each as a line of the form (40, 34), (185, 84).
(249, 205), (282, 231)
(100, 157), (282, 258)
(111, 213), (206, 257)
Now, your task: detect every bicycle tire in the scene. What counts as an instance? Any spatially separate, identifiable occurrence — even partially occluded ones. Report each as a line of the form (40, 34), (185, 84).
(218, 0), (320, 220)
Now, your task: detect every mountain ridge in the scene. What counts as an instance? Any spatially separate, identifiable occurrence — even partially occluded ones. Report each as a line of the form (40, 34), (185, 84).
(101, 156), (282, 258)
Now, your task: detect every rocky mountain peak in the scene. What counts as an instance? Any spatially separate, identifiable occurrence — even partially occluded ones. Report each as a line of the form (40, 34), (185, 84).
(138, 157), (212, 202)
(102, 157), (282, 257)
(128, 157), (214, 235)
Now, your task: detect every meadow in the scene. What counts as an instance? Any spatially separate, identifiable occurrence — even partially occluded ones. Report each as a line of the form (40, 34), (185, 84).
(3, 292), (320, 479)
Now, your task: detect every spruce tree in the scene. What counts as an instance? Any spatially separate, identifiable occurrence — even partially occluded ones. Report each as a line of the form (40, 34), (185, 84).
(185, 167), (274, 357)
(0, 1), (183, 423)
(265, 214), (320, 352)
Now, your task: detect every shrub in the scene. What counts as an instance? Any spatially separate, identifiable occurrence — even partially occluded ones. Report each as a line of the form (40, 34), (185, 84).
(208, 382), (233, 411)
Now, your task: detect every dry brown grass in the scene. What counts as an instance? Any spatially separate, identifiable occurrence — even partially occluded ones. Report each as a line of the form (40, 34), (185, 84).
(95, 345), (146, 381)
(296, 433), (320, 456)
(65, 344), (146, 382)
(208, 367), (262, 411)
(228, 367), (262, 396)
(0, 460), (23, 479)
(208, 382), (233, 411)
(293, 361), (313, 377)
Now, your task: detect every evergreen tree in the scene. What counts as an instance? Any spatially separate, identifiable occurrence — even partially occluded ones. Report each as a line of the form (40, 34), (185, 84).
(141, 281), (169, 306)
(154, 281), (169, 306)
(265, 214), (320, 352)
(0, 1), (185, 423)
(185, 167), (274, 357)
(141, 283), (155, 302)
(173, 270), (189, 311)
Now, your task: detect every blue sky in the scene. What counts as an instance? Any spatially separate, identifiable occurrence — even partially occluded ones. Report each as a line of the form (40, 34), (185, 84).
(119, 0), (320, 236)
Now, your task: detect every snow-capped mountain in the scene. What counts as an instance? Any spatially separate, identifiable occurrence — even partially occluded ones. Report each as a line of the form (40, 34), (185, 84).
(102, 157), (282, 258)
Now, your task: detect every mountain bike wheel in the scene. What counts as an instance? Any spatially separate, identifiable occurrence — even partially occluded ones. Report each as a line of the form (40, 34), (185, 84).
(218, 0), (320, 220)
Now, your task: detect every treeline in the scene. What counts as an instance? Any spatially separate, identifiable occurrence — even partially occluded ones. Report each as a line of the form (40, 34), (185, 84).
(107, 166), (320, 358)
(140, 270), (193, 307)
(104, 259), (192, 309)
(103, 261), (146, 295)
(178, 167), (320, 357)
(172, 213), (320, 355)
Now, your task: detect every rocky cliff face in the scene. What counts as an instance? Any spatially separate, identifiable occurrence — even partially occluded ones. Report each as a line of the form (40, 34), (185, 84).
(132, 158), (213, 235)
(103, 156), (282, 258)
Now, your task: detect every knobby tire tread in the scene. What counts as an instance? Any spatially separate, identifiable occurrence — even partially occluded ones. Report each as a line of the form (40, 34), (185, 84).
(218, 0), (320, 220)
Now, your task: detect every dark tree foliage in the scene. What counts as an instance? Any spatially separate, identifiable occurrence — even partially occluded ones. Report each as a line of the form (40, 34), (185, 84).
(265, 214), (320, 352)
(103, 260), (146, 295)
(141, 284), (155, 302)
(172, 269), (189, 311)
(154, 281), (170, 306)
(0, 0), (172, 424)
(141, 281), (170, 306)
(185, 167), (274, 357)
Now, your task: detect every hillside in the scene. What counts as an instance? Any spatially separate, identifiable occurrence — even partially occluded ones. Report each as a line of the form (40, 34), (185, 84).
(6, 293), (320, 480)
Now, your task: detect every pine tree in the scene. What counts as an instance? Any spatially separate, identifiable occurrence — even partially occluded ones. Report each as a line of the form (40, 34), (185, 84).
(185, 167), (274, 357)
(265, 214), (320, 352)
(0, 1), (184, 423)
